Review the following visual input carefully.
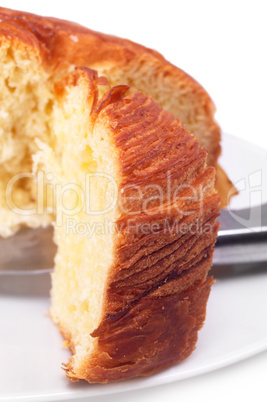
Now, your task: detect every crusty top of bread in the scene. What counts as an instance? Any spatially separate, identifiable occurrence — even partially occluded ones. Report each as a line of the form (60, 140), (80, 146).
(0, 8), (221, 381)
(0, 6), (221, 170)
(0, 6), (204, 78)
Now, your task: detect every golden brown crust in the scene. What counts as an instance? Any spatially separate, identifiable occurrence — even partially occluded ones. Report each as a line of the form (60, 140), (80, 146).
(0, 7), (220, 165)
(56, 69), (220, 382)
(76, 276), (214, 383)
(0, 9), (222, 382)
(60, 274), (214, 382)
(0, 6), (232, 203)
(215, 163), (238, 208)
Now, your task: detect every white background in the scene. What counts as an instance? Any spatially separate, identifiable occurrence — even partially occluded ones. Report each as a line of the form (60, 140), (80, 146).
(1, 1), (267, 401)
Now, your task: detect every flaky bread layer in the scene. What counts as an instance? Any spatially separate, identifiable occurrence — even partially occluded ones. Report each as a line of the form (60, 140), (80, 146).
(48, 69), (220, 383)
(0, 7), (221, 170)
(0, 8), (222, 381)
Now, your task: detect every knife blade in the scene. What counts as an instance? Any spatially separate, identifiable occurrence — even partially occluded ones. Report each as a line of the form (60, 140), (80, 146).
(213, 203), (267, 265)
(0, 204), (267, 274)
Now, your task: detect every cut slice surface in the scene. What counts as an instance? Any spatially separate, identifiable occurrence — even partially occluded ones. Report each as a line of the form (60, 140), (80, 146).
(0, 10), (221, 382)
(43, 70), (123, 365)
(0, 6), (234, 209)
(36, 67), (220, 382)
(0, 37), (54, 236)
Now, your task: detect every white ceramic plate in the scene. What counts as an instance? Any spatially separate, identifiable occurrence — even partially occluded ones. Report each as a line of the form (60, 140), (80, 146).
(1, 133), (267, 402)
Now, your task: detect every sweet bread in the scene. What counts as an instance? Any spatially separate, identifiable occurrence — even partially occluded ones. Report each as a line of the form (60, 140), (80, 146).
(0, 7), (231, 224)
(0, 8), (220, 382)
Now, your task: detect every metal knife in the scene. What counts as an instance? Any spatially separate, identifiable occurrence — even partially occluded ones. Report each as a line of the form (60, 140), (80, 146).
(214, 203), (267, 265)
(0, 204), (266, 274)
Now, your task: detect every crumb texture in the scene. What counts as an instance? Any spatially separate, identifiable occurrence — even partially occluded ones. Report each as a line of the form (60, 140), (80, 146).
(0, 8), (220, 383)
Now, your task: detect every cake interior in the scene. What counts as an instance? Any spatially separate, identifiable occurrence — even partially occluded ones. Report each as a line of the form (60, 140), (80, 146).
(0, 41), (118, 372)
(0, 41), (54, 236)
(0, 37), (220, 378)
(47, 76), (118, 371)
